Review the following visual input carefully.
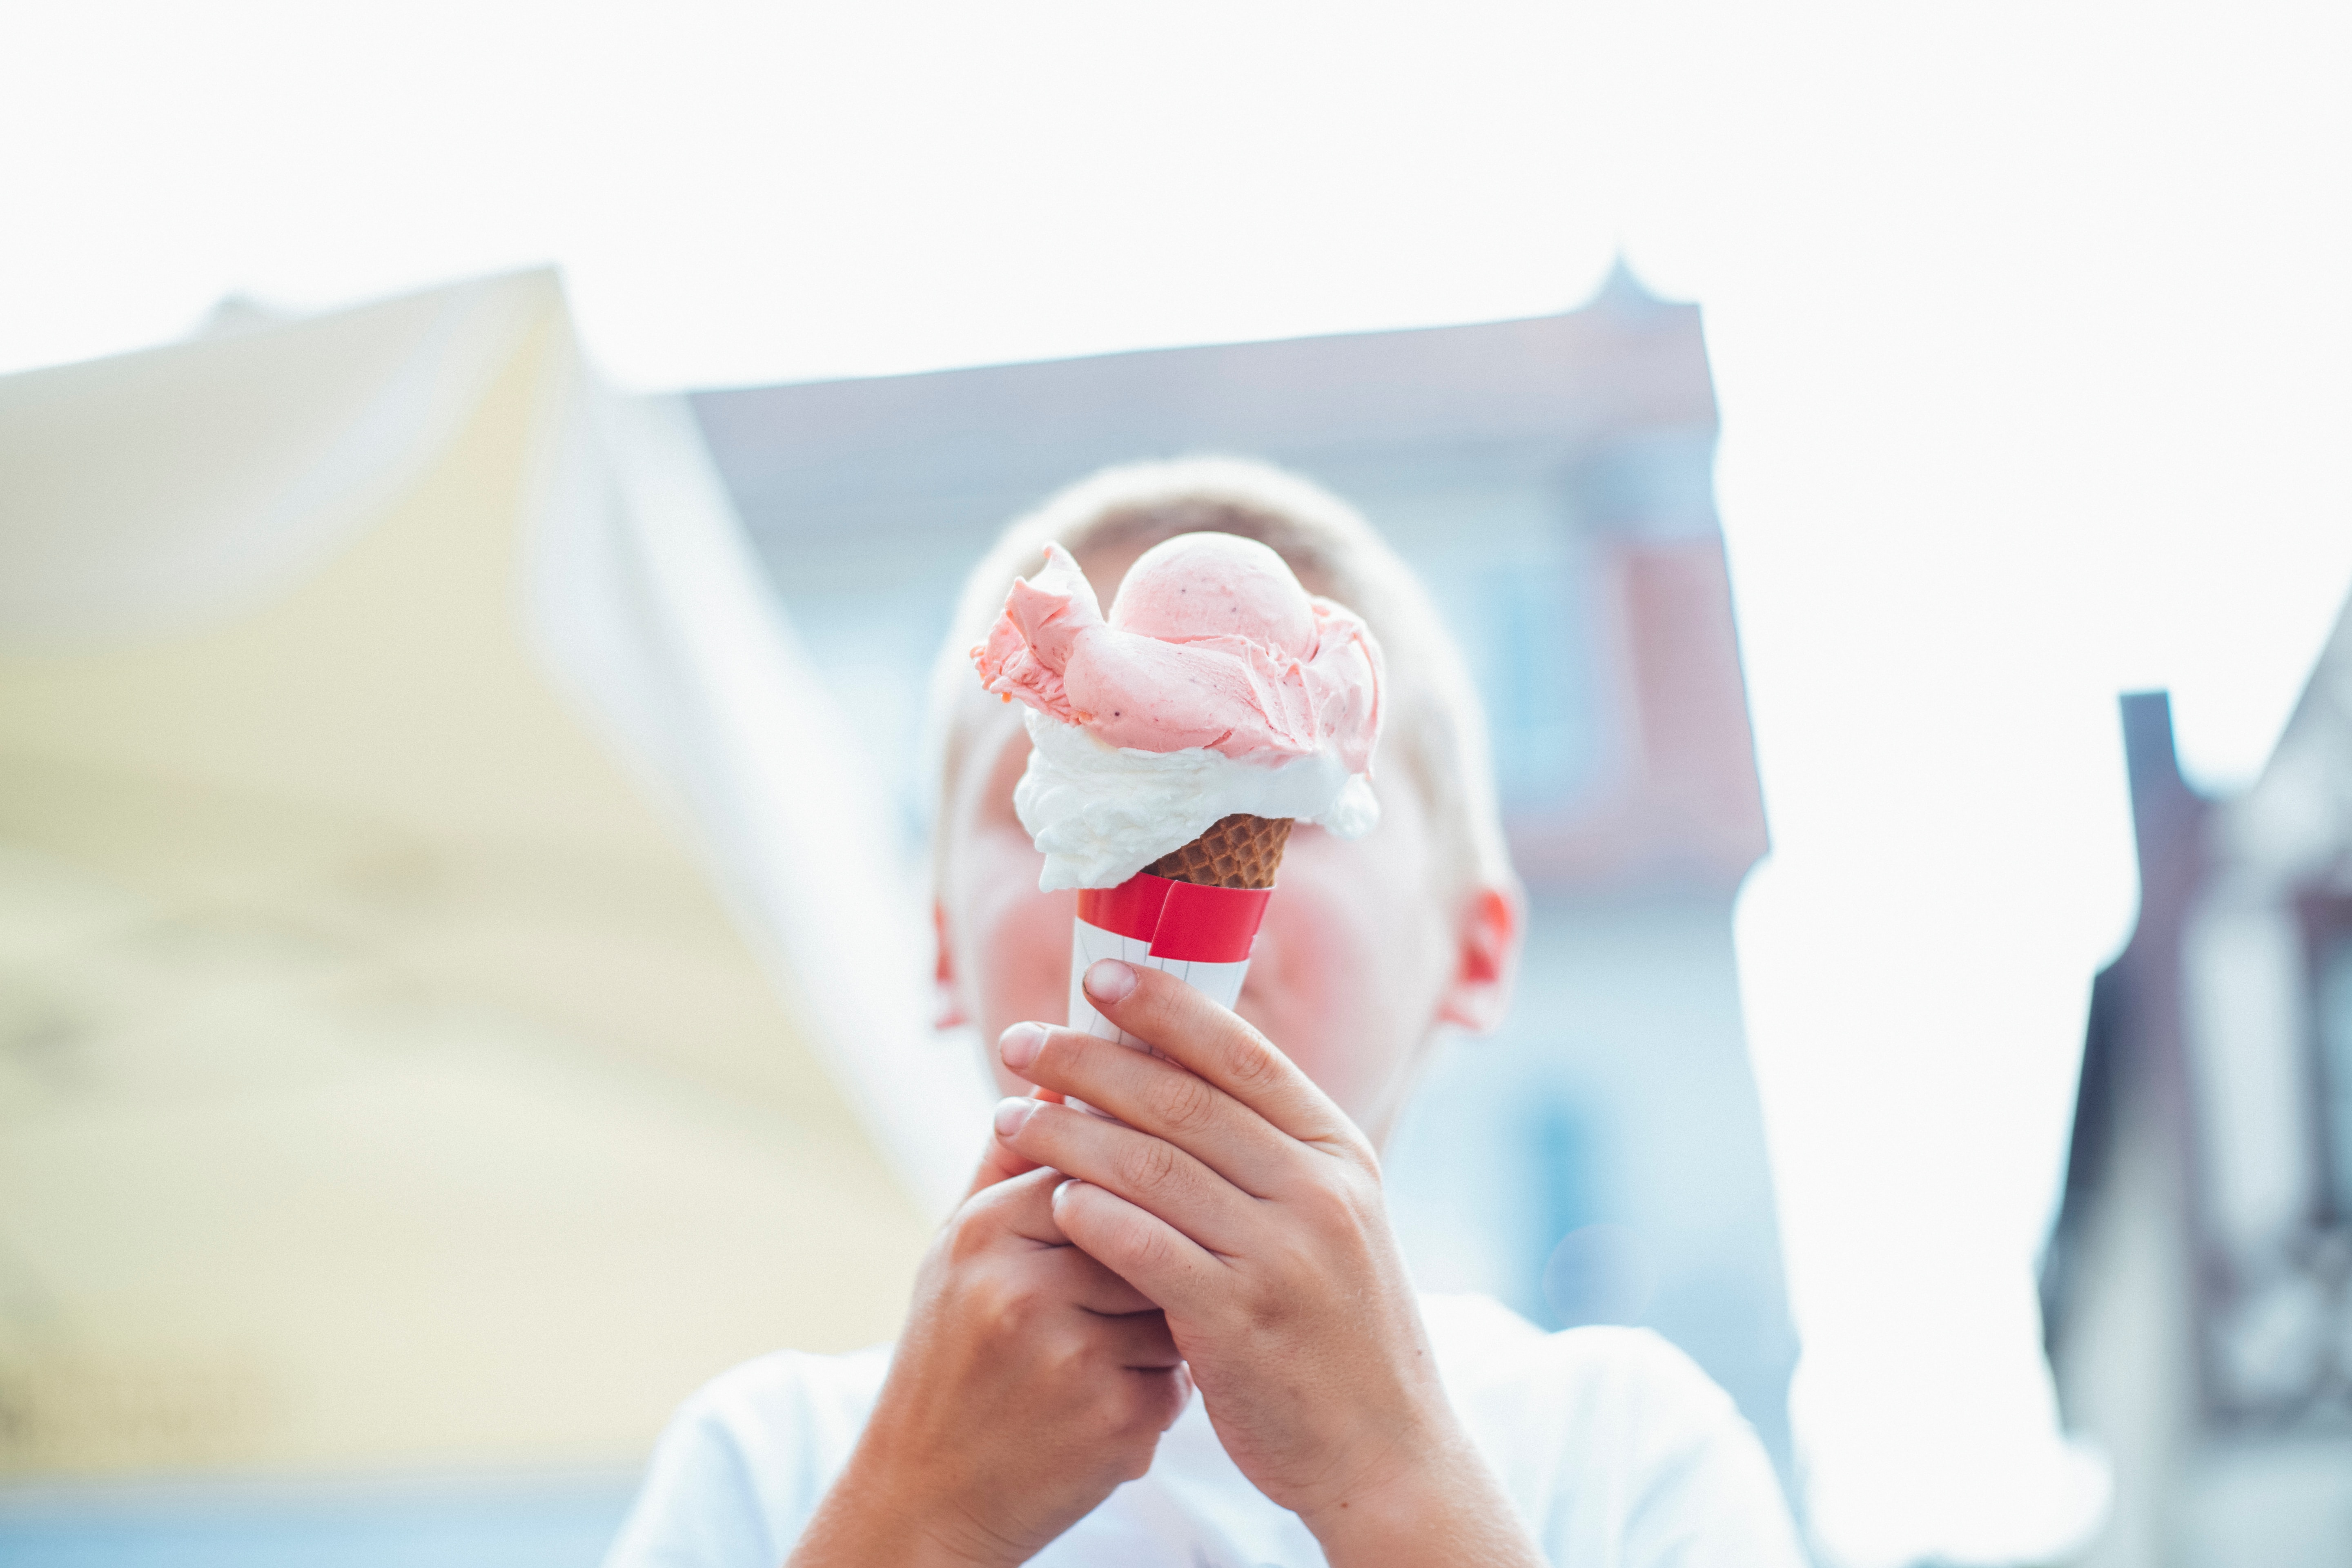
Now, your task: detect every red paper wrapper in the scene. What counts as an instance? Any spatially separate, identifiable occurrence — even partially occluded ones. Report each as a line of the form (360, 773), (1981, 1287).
(1067, 872), (1274, 1050)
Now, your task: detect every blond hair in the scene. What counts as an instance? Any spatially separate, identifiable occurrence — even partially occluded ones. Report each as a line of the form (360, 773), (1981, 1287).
(926, 456), (1514, 899)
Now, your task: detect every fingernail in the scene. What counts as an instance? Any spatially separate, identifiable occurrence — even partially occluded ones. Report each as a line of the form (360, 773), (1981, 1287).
(993, 1097), (1038, 1138)
(1084, 959), (1137, 1005)
(999, 1021), (1047, 1070)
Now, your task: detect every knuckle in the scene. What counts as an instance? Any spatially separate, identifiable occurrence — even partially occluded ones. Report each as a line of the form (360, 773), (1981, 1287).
(1221, 1030), (1283, 1096)
(1125, 1216), (1176, 1274)
(1153, 1071), (1221, 1138)
(1341, 1146), (1384, 1198)
(1042, 1327), (1089, 1380)
(1295, 1161), (1359, 1225)
(974, 1270), (1045, 1336)
(942, 1204), (996, 1265)
(1117, 1135), (1183, 1197)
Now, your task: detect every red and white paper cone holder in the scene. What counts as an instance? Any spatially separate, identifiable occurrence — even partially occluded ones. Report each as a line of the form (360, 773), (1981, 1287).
(1067, 873), (1274, 1049)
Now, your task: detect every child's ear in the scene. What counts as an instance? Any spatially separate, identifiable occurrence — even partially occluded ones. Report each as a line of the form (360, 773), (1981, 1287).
(1434, 884), (1521, 1033)
(932, 900), (969, 1029)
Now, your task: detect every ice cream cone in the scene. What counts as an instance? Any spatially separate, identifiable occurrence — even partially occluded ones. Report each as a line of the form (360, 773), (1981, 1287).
(973, 530), (1383, 1075)
(1144, 813), (1292, 890)
(1062, 847), (1280, 1060)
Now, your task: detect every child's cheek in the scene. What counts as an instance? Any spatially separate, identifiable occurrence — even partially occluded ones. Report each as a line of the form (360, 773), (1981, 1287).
(953, 822), (1076, 1068)
(981, 891), (1069, 998)
(1242, 873), (1393, 1114)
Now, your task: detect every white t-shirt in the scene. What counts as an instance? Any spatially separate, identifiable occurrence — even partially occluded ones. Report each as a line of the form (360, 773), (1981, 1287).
(605, 1294), (1808, 1568)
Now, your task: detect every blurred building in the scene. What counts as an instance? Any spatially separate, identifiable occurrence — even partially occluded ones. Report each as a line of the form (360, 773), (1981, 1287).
(2045, 614), (2352, 1558)
(692, 261), (1799, 1472)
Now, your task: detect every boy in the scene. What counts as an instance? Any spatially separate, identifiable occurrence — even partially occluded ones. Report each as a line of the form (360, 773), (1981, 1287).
(607, 459), (1805, 1566)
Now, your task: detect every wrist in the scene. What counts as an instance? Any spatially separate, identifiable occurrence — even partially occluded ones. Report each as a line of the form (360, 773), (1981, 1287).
(1299, 1425), (1539, 1568)
(795, 1446), (1025, 1568)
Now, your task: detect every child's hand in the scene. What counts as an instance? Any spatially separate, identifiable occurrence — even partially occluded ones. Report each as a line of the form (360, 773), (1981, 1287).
(991, 961), (1545, 1568)
(790, 1161), (1191, 1568)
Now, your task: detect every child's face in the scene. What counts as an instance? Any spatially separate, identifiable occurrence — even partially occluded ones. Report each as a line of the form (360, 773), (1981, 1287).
(935, 550), (1515, 1145)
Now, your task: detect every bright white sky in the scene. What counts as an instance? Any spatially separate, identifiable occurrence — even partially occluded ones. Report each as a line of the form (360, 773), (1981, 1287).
(9, 0), (2342, 799)
(4, 2), (2342, 788)
(3, 2), (1633, 387)
(6, 4), (2348, 1564)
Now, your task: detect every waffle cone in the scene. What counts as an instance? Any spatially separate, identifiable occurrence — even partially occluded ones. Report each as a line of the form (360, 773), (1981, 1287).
(1145, 813), (1292, 889)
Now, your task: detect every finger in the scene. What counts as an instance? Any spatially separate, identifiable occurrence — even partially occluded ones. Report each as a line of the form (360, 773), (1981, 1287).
(959, 1162), (1170, 1321)
(999, 1100), (1260, 1256)
(958, 1163), (1071, 1249)
(964, 1132), (1042, 1200)
(1000, 1025), (1292, 1196)
(1111, 1358), (1194, 1443)
(1030, 1238), (1162, 1316)
(1078, 960), (1361, 1153)
(1161, 1363), (1196, 1430)
(1087, 1306), (1183, 1371)
(961, 1090), (1068, 1200)
(1053, 1177), (1225, 1318)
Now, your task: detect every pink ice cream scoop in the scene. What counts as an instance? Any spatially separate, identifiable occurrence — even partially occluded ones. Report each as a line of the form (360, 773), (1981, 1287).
(973, 533), (1383, 772)
(976, 530), (1387, 1061)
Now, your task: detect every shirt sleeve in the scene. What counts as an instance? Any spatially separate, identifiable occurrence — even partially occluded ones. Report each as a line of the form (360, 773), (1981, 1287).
(602, 1349), (879, 1568)
(1605, 1334), (1810, 1568)
(601, 1391), (782, 1568)
(1441, 1311), (1810, 1568)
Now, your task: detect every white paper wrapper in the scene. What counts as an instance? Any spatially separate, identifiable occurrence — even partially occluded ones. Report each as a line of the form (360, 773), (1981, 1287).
(1056, 873), (1270, 1118)
(1066, 918), (1250, 1049)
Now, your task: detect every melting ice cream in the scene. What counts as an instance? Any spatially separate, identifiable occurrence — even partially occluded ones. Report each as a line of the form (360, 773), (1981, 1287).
(974, 533), (1385, 890)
